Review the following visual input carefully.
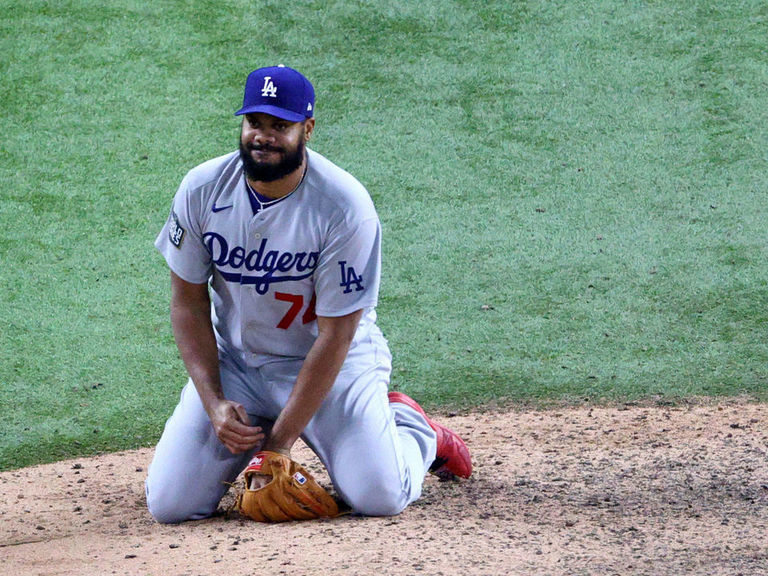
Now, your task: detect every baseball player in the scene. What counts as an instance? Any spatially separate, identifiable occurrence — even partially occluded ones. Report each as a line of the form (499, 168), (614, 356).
(145, 65), (471, 523)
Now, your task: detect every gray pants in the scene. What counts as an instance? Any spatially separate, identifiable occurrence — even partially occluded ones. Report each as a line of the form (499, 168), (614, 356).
(145, 340), (435, 523)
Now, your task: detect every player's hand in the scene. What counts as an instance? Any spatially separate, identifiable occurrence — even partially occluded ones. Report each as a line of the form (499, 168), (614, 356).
(209, 400), (265, 455)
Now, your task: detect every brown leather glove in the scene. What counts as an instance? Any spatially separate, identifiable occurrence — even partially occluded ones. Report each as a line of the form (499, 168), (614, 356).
(235, 451), (340, 522)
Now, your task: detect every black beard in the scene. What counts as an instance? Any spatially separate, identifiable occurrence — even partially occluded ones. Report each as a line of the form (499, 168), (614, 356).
(239, 138), (305, 183)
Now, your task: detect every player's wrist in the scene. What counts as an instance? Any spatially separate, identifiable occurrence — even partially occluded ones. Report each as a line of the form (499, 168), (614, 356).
(260, 438), (292, 457)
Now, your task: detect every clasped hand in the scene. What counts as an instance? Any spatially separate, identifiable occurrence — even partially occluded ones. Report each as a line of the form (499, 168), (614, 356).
(209, 400), (265, 455)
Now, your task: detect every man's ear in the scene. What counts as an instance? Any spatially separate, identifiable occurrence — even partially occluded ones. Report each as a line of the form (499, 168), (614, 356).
(304, 118), (316, 141)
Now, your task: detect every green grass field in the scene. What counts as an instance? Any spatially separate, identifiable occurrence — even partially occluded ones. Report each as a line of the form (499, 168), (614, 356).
(1, 0), (767, 471)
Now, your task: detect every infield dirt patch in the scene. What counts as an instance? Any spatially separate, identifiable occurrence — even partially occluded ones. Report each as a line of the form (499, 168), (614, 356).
(2, 398), (768, 575)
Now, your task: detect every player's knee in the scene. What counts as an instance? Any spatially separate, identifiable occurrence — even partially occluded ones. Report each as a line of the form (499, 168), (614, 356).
(147, 500), (184, 524)
(145, 486), (185, 524)
(344, 481), (410, 517)
(353, 493), (408, 517)
(145, 479), (212, 524)
(147, 497), (213, 524)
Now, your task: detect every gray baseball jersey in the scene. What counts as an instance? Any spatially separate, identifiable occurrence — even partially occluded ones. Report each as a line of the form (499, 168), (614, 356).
(155, 147), (382, 366)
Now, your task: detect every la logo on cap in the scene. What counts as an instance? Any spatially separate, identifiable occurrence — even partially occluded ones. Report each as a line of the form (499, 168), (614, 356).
(261, 76), (277, 98)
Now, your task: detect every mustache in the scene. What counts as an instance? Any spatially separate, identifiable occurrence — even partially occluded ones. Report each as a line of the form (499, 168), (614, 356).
(247, 143), (283, 153)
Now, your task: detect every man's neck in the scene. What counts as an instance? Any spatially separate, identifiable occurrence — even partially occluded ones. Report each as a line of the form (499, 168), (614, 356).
(247, 158), (307, 200)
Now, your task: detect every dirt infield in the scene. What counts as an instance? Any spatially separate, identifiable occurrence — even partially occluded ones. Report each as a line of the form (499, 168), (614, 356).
(2, 398), (768, 575)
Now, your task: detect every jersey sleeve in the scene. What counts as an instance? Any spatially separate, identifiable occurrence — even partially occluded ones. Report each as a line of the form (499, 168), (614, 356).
(154, 175), (213, 284)
(313, 216), (381, 317)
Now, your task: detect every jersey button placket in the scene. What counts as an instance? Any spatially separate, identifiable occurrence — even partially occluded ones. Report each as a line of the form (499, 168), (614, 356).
(242, 218), (266, 353)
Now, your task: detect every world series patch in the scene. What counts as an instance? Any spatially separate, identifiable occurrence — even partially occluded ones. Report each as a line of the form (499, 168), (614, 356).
(168, 210), (185, 248)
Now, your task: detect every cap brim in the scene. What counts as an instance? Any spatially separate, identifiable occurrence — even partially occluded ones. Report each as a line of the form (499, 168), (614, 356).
(234, 104), (308, 122)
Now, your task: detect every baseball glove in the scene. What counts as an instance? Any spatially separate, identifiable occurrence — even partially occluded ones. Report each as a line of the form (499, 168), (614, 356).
(235, 451), (340, 522)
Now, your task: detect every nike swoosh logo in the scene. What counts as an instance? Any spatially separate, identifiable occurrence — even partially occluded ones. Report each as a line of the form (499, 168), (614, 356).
(212, 202), (233, 213)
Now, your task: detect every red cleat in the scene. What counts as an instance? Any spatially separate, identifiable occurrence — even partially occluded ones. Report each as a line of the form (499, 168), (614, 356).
(388, 391), (472, 479)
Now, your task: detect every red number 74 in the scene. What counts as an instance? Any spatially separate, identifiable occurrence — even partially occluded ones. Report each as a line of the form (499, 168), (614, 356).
(274, 292), (317, 329)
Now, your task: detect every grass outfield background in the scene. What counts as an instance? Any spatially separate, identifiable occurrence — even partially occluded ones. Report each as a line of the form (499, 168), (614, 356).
(1, 0), (766, 470)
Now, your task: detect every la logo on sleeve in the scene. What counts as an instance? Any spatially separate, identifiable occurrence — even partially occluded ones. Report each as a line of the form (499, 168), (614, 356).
(338, 261), (364, 293)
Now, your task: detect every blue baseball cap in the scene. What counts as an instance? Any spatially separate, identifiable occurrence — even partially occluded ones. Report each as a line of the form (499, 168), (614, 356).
(235, 65), (315, 122)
